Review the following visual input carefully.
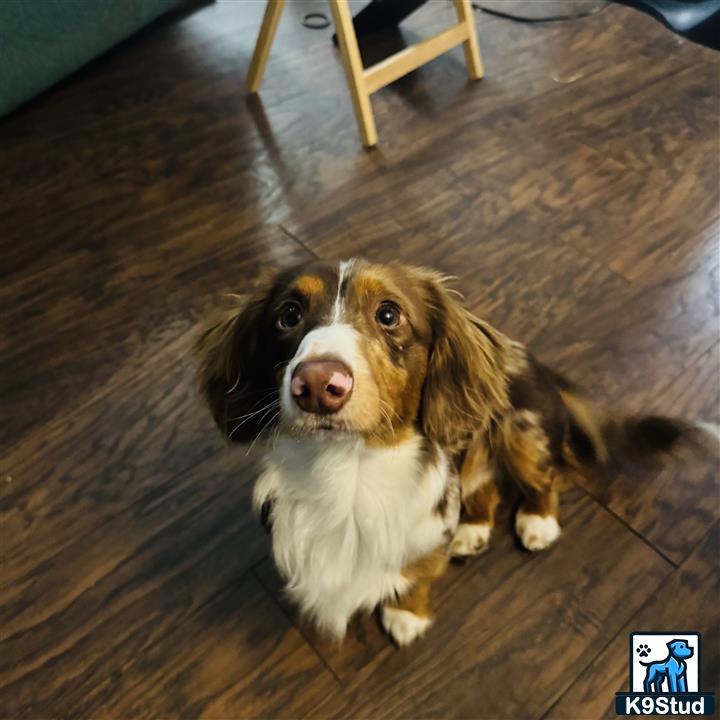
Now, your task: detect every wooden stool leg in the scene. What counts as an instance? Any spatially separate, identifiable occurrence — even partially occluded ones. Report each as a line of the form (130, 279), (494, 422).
(328, 0), (378, 147)
(246, 0), (286, 93)
(453, 0), (484, 80)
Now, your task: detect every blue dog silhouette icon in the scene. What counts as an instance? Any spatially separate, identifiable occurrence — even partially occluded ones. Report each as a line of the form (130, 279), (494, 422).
(641, 639), (694, 693)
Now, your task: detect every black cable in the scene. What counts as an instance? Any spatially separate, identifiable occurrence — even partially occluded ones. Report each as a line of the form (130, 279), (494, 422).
(472, 2), (608, 23)
(300, 3), (607, 33)
(301, 12), (331, 30)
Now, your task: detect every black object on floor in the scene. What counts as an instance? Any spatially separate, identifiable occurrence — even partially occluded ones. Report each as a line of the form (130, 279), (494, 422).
(612, 0), (720, 49)
(473, 1), (607, 22)
(331, 0), (428, 45)
(302, 13), (331, 30)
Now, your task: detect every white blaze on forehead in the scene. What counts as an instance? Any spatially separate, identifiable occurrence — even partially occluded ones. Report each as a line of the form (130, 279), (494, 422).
(281, 260), (361, 420)
(291, 323), (360, 369)
(332, 259), (354, 323)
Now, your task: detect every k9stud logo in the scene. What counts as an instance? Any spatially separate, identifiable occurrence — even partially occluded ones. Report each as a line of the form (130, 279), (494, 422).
(616, 632), (715, 716)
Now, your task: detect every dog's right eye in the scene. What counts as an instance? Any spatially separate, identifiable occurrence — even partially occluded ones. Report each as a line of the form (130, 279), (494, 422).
(277, 302), (303, 330)
(376, 302), (402, 329)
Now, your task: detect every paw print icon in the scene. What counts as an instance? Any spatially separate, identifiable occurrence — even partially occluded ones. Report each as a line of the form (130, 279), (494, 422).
(636, 643), (651, 658)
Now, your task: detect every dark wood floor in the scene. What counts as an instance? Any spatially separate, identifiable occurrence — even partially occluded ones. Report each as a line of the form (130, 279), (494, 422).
(1, 1), (718, 717)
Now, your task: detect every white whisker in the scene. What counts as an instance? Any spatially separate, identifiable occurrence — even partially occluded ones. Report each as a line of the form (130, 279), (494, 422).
(246, 409), (281, 456)
(228, 400), (280, 440)
(226, 388), (280, 420)
(227, 397), (279, 424)
(378, 399), (397, 443)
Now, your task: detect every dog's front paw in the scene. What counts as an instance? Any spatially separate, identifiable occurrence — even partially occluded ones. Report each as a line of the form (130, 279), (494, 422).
(381, 607), (432, 647)
(515, 510), (560, 551)
(451, 522), (492, 557)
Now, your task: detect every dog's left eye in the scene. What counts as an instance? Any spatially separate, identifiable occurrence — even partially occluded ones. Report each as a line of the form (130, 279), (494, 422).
(278, 302), (303, 329)
(376, 302), (402, 328)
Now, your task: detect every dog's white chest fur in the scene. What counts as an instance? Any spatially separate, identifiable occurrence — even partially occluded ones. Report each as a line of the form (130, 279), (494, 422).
(253, 434), (457, 637)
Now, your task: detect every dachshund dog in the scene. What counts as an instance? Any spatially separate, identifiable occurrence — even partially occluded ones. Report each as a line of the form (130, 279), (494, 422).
(196, 259), (716, 646)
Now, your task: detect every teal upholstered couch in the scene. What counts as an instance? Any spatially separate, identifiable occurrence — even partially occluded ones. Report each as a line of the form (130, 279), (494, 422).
(0, 0), (187, 117)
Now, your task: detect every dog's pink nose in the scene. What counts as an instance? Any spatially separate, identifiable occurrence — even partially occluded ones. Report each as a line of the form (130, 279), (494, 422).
(291, 360), (353, 414)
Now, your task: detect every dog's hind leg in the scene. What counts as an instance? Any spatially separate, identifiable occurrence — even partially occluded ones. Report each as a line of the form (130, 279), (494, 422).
(502, 410), (562, 552)
(644, 667), (661, 693)
(451, 433), (500, 557)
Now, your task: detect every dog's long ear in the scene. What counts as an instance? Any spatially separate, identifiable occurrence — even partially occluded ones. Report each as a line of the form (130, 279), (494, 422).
(419, 271), (509, 450)
(195, 287), (274, 443)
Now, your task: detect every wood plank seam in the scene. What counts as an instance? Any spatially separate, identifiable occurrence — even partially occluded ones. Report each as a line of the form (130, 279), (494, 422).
(538, 525), (719, 719)
(252, 565), (345, 686)
(278, 224), (321, 260)
(572, 482), (679, 568)
(538, 607), (653, 720)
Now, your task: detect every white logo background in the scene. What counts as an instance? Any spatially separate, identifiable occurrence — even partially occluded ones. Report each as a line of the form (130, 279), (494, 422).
(631, 633), (699, 692)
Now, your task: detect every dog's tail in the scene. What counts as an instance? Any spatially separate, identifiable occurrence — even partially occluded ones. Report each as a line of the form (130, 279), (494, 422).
(552, 371), (719, 470)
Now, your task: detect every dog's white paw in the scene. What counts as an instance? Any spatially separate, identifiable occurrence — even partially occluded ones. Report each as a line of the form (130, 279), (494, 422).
(516, 510), (560, 551)
(381, 607), (432, 647)
(451, 522), (492, 557)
